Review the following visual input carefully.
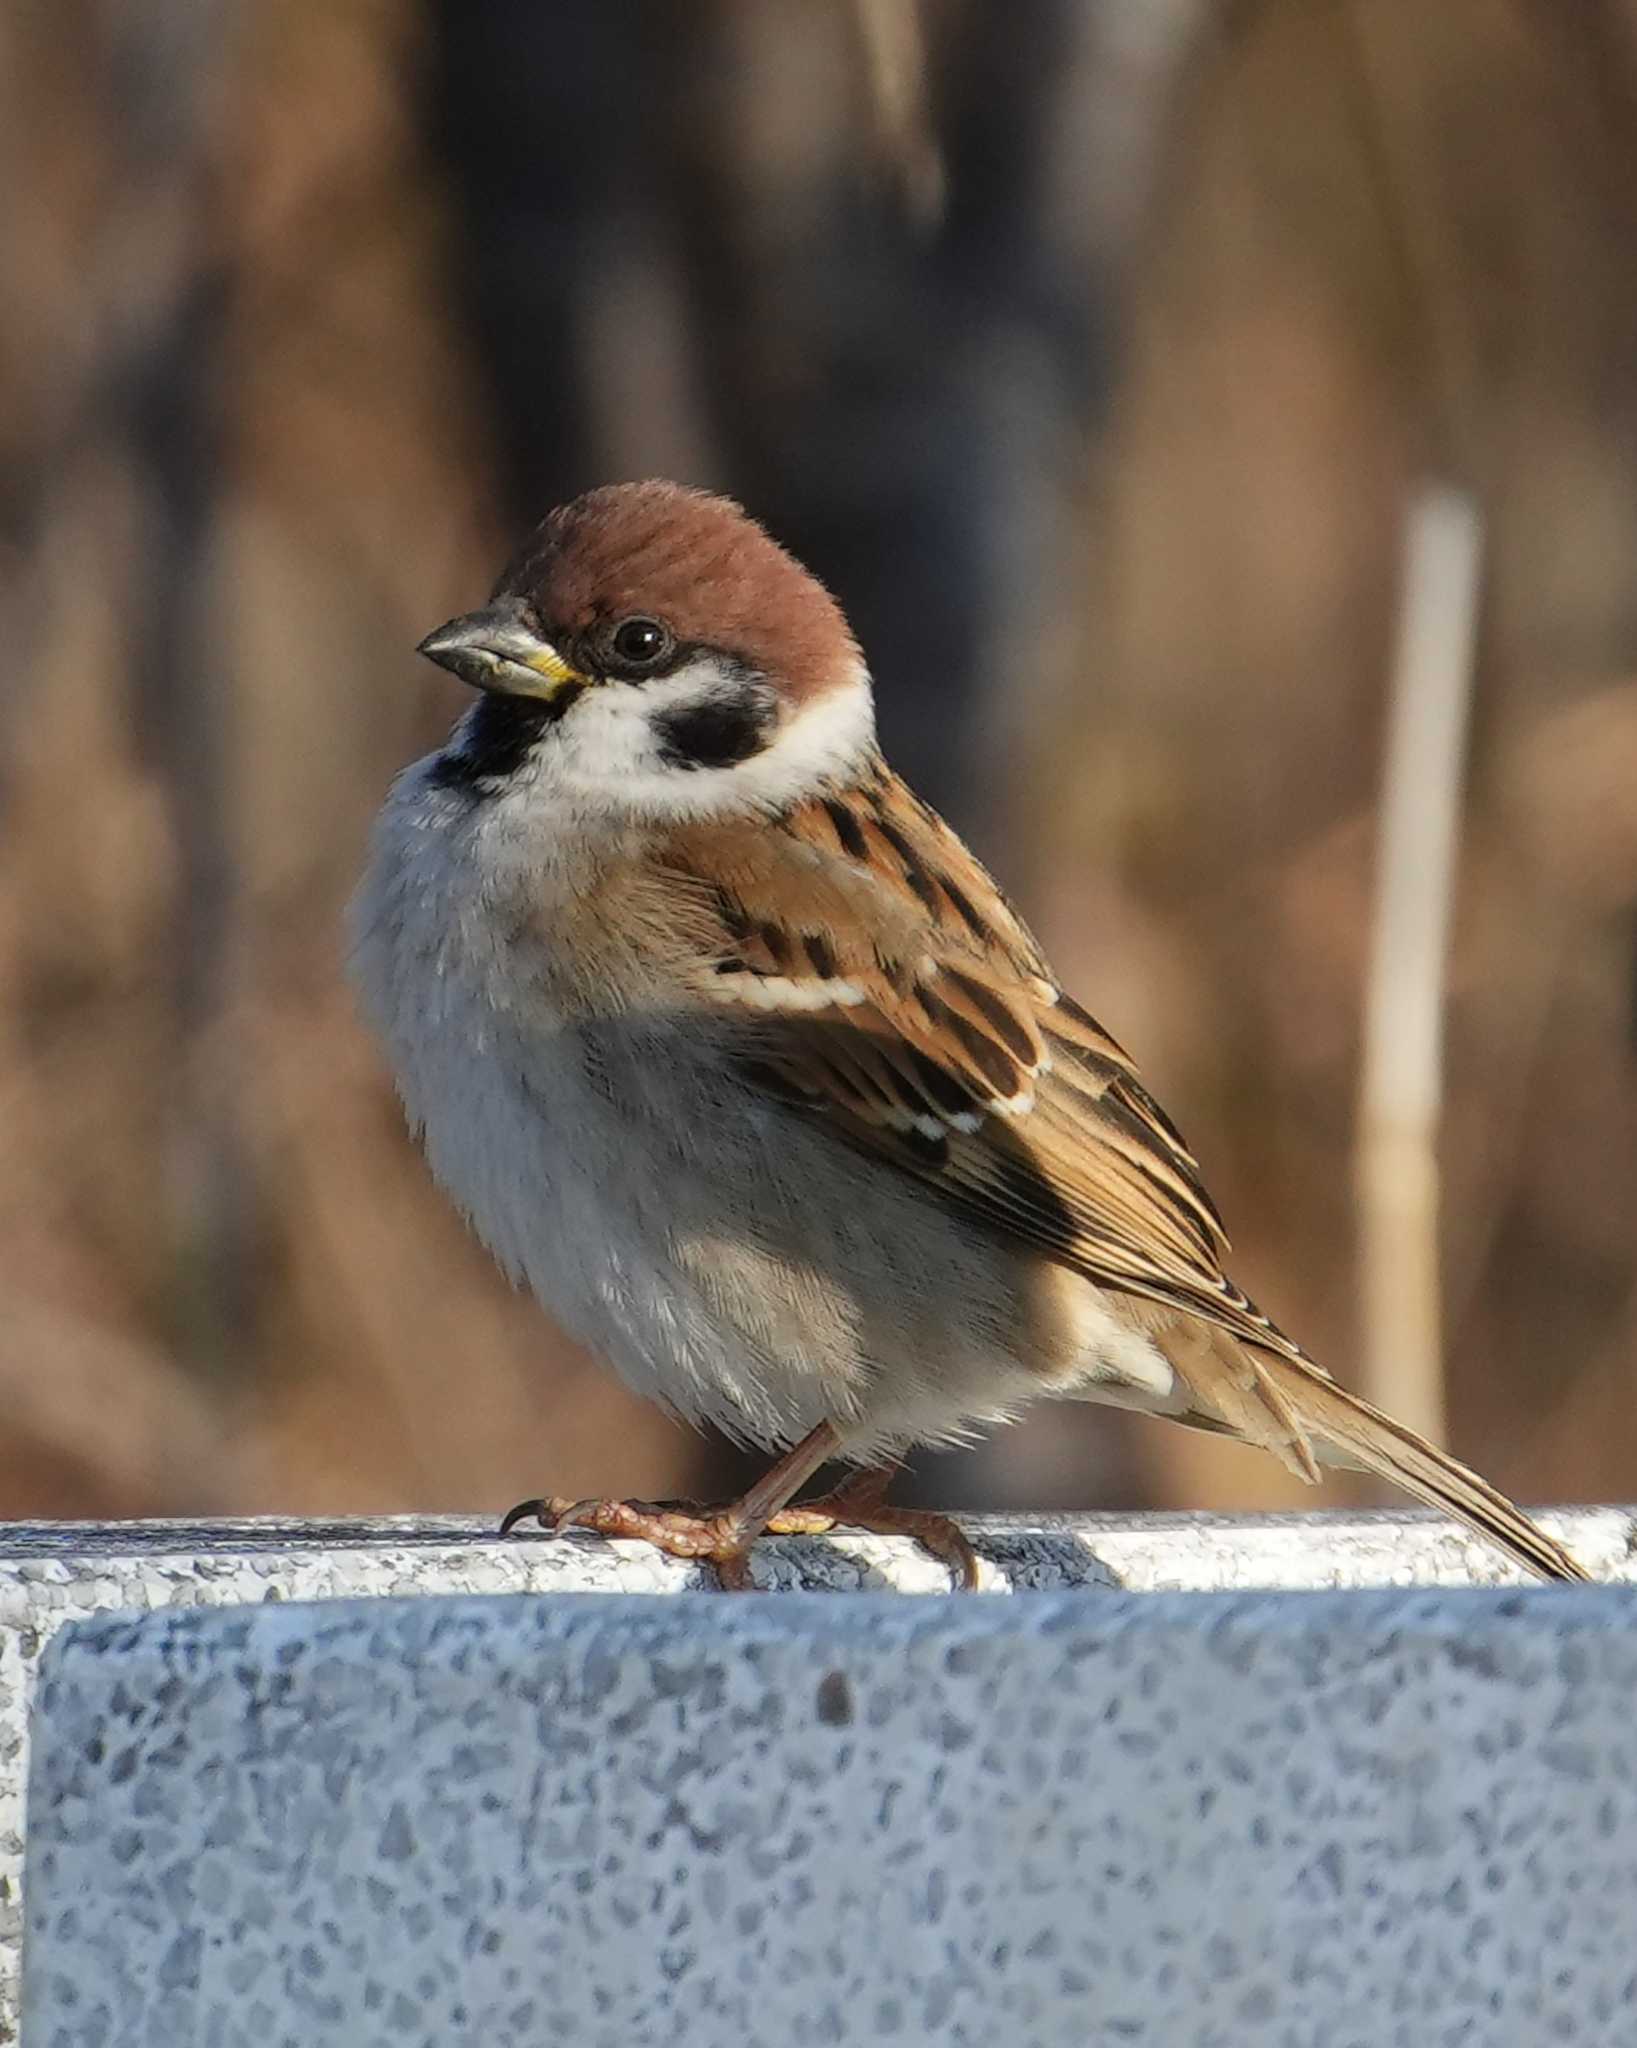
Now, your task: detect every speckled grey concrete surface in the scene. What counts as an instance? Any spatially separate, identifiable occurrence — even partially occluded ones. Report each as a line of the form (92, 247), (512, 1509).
(23, 1583), (1637, 2047)
(0, 1507), (1628, 2043)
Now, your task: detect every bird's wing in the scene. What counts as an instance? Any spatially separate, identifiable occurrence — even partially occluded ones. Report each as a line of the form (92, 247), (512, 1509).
(659, 762), (1285, 1349)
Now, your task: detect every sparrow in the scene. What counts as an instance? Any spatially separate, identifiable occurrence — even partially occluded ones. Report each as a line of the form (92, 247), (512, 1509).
(351, 480), (1585, 1589)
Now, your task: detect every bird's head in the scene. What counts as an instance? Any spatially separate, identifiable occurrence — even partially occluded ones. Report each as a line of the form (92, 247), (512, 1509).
(418, 481), (873, 816)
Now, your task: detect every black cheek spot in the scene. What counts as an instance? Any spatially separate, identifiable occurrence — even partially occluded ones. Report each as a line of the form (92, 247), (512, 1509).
(652, 691), (776, 771)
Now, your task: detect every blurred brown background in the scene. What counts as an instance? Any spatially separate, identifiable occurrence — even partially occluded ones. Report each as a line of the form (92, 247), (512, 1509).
(2, 0), (1634, 1524)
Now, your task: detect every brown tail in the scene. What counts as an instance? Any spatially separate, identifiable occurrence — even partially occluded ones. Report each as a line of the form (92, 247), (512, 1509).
(1245, 1347), (1588, 1582)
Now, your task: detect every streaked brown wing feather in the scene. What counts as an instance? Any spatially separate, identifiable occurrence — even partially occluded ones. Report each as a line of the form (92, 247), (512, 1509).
(660, 771), (1281, 1353)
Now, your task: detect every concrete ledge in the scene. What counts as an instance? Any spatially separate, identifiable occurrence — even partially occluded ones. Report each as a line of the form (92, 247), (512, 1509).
(24, 1581), (1637, 2046)
(0, 1505), (1628, 2043)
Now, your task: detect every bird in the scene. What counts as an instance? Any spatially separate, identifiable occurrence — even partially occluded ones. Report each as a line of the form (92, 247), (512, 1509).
(351, 479), (1585, 1590)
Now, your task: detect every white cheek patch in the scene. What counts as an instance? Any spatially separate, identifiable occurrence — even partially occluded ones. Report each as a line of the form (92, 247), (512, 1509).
(553, 675), (682, 788)
(535, 655), (877, 822)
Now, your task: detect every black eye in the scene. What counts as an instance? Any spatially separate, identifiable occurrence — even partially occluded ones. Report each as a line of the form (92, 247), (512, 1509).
(609, 617), (672, 671)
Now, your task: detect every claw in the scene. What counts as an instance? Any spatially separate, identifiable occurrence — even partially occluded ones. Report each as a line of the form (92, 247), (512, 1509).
(497, 1496), (551, 1537)
(498, 1492), (759, 1588)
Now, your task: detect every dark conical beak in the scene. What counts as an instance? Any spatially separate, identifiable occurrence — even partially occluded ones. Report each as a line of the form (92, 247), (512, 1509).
(416, 600), (587, 699)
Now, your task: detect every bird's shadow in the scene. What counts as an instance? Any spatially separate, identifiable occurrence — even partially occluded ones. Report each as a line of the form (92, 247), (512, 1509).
(753, 1524), (1123, 1593)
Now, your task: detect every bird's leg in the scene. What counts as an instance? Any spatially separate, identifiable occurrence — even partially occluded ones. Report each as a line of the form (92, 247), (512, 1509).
(764, 1460), (981, 1589)
(498, 1420), (843, 1589)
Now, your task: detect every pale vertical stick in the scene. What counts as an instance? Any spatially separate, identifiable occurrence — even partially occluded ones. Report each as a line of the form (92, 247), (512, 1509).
(850, 0), (945, 227)
(1356, 486), (1483, 1444)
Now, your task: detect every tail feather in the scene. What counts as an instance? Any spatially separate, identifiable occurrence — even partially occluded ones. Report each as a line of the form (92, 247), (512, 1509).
(1236, 1347), (1588, 1583)
(1086, 1305), (1587, 1582)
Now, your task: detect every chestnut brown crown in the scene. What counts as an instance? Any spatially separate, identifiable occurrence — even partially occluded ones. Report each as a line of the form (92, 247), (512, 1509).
(494, 481), (861, 703)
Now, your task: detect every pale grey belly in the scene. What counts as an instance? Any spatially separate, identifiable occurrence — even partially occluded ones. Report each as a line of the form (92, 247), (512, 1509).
(409, 1008), (1083, 1458)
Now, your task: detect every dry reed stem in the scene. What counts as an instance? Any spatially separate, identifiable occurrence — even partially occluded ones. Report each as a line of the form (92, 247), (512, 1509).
(1356, 485), (1482, 1444)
